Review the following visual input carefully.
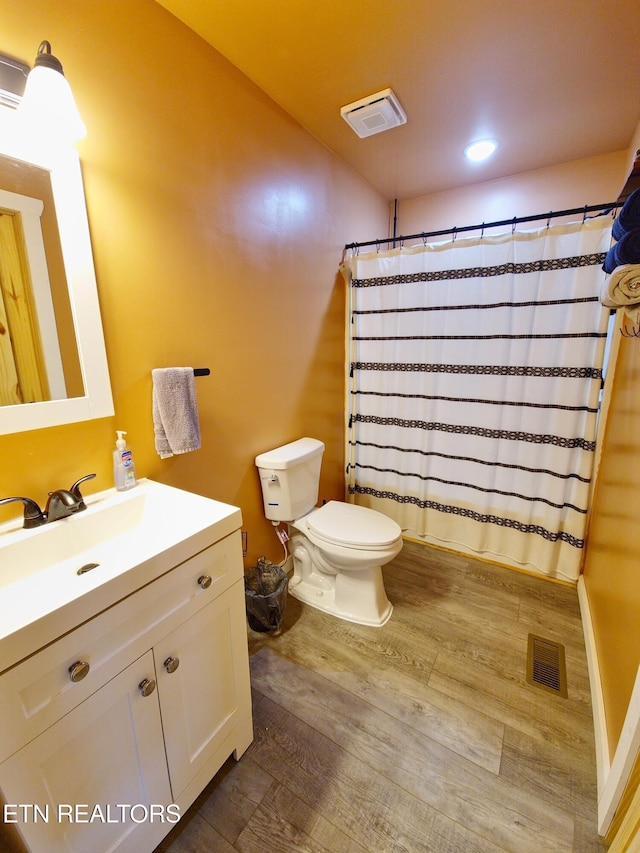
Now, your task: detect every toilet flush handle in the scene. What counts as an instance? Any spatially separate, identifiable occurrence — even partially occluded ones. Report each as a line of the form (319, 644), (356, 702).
(262, 473), (279, 483)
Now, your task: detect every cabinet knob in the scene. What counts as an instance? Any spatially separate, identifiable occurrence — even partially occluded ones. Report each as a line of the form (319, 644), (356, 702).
(198, 574), (212, 589)
(68, 660), (90, 682)
(138, 678), (156, 697)
(164, 656), (180, 674)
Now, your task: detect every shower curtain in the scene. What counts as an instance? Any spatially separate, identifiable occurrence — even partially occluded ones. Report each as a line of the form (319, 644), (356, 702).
(342, 217), (612, 581)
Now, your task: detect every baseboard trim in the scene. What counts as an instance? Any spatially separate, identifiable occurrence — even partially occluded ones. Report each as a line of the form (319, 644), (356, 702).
(578, 576), (610, 792)
(599, 668), (640, 837)
(578, 576), (640, 837)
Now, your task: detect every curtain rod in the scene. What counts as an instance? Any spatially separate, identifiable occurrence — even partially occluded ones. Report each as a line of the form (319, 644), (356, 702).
(344, 201), (618, 251)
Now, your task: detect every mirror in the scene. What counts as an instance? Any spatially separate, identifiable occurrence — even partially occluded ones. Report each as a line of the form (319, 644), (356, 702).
(0, 109), (113, 434)
(0, 154), (84, 404)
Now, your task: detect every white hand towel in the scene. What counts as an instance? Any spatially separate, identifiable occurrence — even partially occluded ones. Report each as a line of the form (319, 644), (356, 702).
(152, 368), (201, 459)
(600, 264), (640, 324)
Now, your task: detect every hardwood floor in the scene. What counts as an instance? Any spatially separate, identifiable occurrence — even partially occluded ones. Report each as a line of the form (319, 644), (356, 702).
(156, 540), (605, 852)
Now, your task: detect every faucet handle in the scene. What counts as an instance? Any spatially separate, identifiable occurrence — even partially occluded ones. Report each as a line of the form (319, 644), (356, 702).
(69, 474), (96, 510)
(0, 497), (46, 529)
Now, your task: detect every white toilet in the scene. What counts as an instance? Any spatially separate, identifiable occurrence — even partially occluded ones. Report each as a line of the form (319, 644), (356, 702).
(255, 437), (402, 627)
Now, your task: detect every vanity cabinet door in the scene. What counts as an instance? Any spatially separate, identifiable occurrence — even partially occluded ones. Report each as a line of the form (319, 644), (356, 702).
(153, 578), (252, 801)
(0, 651), (173, 853)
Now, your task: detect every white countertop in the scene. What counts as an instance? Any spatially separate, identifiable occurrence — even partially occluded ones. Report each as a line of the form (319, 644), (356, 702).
(0, 479), (242, 673)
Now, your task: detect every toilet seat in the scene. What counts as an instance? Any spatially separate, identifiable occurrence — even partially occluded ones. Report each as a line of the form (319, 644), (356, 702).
(306, 501), (401, 550)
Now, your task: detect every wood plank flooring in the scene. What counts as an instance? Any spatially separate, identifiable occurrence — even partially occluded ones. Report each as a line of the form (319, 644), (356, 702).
(155, 540), (605, 853)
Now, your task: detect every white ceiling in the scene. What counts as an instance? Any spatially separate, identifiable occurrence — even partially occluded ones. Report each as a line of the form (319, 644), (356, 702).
(156, 0), (640, 201)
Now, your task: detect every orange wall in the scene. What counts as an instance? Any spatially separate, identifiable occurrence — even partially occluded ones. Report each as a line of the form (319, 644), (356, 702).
(396, 149), (629, 236)
(0, 0), (388, 565)
(582, 119), (640, 758)
(584, 337), (640, 753)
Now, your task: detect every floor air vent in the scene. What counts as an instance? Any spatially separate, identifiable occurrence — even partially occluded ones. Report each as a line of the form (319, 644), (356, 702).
(526, 634), (567, 698)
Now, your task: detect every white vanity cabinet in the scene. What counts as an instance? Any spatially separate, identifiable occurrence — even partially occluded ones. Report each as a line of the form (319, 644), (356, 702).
(0, 523), (253, 853)
(153, 579), (252, 803)
(0, 651), (172, 853)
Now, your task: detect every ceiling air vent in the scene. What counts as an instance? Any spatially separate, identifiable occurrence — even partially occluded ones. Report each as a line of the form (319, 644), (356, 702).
(340, 88), (407, 138)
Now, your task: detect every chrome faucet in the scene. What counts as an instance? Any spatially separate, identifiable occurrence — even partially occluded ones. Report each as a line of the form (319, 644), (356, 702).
(1, 474), (96, 528)
(67, 473), (96, 510)
(0, 496), (46, 529)
(45, 474), (97, 521)
(45, 490), (82, 522)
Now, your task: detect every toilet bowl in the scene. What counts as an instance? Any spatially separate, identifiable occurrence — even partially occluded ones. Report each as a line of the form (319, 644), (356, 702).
(288, 501), (402, 626)
(255, 438), (402, 627)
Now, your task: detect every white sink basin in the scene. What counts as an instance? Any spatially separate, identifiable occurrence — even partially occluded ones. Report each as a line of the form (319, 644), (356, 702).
(0, 479), (242, 672)
(0, 487), (148, 587)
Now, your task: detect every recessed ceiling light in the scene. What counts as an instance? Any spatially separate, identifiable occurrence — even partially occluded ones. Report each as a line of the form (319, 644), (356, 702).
(464, 139), (498, 162)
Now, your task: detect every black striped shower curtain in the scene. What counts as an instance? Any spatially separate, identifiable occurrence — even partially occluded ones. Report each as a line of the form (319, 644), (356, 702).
(342, 217), (612, 580)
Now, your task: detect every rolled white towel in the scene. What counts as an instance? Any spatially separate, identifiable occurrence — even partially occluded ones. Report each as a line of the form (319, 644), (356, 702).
(600, 264), (640, 324)
(600, 264), (640, 307)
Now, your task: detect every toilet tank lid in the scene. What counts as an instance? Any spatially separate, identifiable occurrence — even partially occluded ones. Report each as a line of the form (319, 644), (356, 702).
(255, 437), (324, 470)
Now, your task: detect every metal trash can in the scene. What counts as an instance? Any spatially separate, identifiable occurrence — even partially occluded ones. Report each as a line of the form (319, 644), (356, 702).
(244, 556), (288, 633)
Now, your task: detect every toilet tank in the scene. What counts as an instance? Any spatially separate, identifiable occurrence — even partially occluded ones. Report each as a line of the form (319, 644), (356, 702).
(255, 438), (324, 522)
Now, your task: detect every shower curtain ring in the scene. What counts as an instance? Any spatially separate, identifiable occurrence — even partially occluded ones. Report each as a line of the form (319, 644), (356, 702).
(452, 226), (458, 242)
(546, 211), (552, 229)
(512, 217), (517, 234)
(582, 204), (588, 224)
(480, 222), (485, 239)
(421, 231), (427, 246)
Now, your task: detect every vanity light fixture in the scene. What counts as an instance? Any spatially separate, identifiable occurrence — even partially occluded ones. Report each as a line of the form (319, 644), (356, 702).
(18, 41), (86, 142)
(464, 139), (498, 162)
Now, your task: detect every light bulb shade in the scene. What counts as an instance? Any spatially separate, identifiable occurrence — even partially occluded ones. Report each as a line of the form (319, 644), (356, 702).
(18, 46), (86, 143)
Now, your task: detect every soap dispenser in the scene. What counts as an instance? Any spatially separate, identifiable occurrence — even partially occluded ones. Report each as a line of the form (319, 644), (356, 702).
(113, 430), (137, 491)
